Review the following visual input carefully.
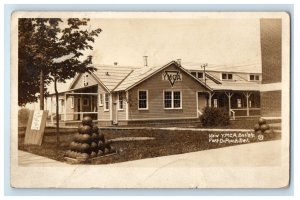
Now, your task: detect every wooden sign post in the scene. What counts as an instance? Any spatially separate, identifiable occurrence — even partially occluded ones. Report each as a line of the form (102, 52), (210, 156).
(24, 110), (48, 145)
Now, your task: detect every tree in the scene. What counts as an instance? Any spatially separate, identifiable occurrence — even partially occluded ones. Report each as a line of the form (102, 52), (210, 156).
(18, 18), (60, 107)
(18, 18), (42, 106)
(18, 18), (101, 145)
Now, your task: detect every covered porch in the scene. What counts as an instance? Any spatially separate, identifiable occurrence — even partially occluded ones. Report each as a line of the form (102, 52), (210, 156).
(198, 90), (261, 119)
(48, 85), (99, 123)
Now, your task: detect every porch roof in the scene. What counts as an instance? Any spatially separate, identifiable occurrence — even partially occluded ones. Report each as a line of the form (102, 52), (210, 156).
(210, 82), (261, 91)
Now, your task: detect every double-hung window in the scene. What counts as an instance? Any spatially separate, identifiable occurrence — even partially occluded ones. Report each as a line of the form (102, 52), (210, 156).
(118, 93), (124, 110)
(70, 97), (74, 109)
(104, 93), (110, 111)
(164, 91), (182, 109)
(237, 99), (242, 108)
(83, 74), (89, 86)
(98, 94), (103, 106)
(138, 90), (148, 110)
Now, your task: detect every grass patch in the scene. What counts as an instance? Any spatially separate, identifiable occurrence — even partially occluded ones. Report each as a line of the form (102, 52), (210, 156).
(18, 126), (281, 165)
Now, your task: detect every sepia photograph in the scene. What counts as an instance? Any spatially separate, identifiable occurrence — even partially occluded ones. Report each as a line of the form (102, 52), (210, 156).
(10, 11), (290, 188)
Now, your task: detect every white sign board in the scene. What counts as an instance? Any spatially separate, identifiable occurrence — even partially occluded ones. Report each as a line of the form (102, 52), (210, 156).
(31, 110), (43, 130)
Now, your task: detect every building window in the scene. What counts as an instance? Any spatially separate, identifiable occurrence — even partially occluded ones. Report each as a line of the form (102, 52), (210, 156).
(83, 98), (89, 106)
(118, 93), (124, 110)
(197, 72), (204, 79)
(98, 94), (103, 106)
(213, 99), (218, 108)
(164, 91), (172, 108)
(104, 93), (110, 111)
(237, 99), (242, 108)
(249, 74), (260, 81)
(164, 91), (182, 109)
(83, 74), (89, 86)
(173, 91), (181, 108)
(71, 97), (74, 109)
(222, 73), (233, 80)
(138, 90), (148, 110)
(191, 72), (197, 77)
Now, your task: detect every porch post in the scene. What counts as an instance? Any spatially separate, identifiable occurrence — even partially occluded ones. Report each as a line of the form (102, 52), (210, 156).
(64, 94), (67, 121)
(50, 96), (53, 123)
(80, 95), (83, 120)
(208, 92), (215, 107)
(225, 92), (233, 116)
(243, 92), (252, 116)
(126, 91), (129, 120)
(90, 96), (93, 112)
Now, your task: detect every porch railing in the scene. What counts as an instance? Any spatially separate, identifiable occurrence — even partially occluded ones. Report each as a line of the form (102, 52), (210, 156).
(230, 109), (236, 120)
(48, 112), (98, 124)
(230, 108), (260, 119)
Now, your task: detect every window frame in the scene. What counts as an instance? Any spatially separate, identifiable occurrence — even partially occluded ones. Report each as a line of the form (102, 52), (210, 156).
(98, 93), (103, 107)
(237, 98), (242, 108)
(83, 74), (89, 86)
(221, 73), (233, 80)
(118, 93), (124, 111)
(104, 93), (110, 112)
(249, 74), (260, 81)
(138, 90), (148, 110)
(197, 72), (204, 79)
(70, 97), (74, 109)
(163, 90), (182, 109)
(191, 71), (197, 77)
(83, 98), (89, 106)
(213, 99), (218, 108)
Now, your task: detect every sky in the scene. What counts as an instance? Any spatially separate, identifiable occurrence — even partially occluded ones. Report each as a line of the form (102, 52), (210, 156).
(44, 17), (262, 96)
(85, 18), (262, 71)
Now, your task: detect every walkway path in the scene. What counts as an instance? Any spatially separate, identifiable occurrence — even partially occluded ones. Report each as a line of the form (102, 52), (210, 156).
(18, 150), (68, 166)
(19, 140), (280, 167)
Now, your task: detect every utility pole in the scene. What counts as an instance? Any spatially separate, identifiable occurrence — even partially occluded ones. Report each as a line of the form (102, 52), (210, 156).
(201, 63), (208, 87)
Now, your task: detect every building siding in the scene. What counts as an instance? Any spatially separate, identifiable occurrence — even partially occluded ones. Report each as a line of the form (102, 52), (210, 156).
(260, 19), (282, 84)
(261, 91), (281, 117)
(260, 19), (282, 118)
(127, 64), (208, 120)
(71, 72), (99, 90)
(97, 84), (111, 121)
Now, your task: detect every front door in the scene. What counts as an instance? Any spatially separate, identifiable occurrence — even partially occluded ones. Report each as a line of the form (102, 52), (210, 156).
(112, 102), (118, 124)
(198, 92), (208, 114)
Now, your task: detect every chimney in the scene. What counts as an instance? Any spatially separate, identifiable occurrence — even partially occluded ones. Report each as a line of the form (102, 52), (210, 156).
(143, 56), (148, 67)
(114, 62), (118, 66)
(177, 59), (182, 66)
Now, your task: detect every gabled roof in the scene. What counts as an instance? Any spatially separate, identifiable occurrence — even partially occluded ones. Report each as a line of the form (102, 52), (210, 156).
(114, 61), (213, 91)
(67, 61), (261, 94)
(68, 64), (140, 92)
(92, 65), (140, 91)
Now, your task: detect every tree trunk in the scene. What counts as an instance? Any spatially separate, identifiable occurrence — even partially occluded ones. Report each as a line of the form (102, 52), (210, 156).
(39, 70), (44, 110)
(54, 77), (60, 146)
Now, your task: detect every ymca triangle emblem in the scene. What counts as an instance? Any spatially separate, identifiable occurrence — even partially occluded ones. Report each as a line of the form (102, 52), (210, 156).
(163, 70), (182, 87)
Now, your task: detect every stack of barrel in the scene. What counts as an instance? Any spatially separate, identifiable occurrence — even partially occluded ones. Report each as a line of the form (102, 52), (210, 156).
(65, 116), (116, 162)
(253, 118), (273, 140)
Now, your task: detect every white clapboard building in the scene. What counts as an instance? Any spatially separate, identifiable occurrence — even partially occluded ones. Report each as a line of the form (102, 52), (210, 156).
(46, 59), (261, 126)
